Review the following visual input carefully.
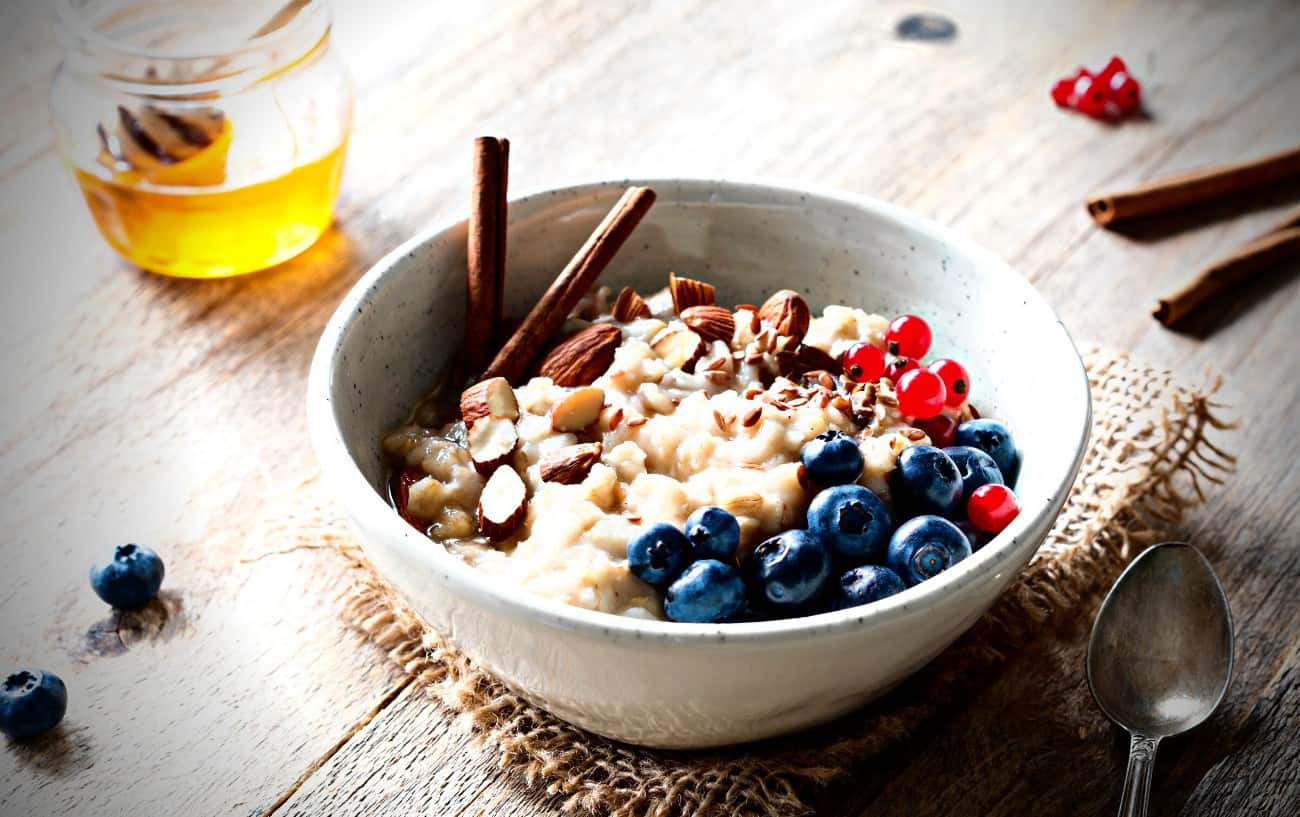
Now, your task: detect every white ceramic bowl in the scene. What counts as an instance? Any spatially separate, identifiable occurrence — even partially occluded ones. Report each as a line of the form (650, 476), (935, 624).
(308, 179), (1090, 749)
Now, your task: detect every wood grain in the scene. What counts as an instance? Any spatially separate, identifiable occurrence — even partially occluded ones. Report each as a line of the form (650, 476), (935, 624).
(2, 0), (1298, 816)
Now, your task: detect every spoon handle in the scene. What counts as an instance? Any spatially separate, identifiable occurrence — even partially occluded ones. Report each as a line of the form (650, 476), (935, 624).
(1117, 734), (1160, 817)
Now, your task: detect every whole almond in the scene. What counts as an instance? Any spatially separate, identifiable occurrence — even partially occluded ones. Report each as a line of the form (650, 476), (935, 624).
(680, 305), (736, 344)
(537, 323), (620, 386)
(551, 386), (606, 432)
(758, 290), (811, 343)
(478, 465), (527, 540)
(669, 272), (715, 313)
(611, 287), (652, 322)
(539, 442), (603, 484)
(460, 376), (519, 427)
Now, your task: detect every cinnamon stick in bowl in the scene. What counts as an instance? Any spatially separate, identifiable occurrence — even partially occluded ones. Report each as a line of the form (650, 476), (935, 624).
(1087, 144), (1300, 227)
(465, 136), (509, 372)
(481, 186), (657, 384)
(1154, 208), (1300, 328)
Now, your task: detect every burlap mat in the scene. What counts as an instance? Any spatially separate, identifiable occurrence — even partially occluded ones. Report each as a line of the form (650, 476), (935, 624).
(269, 346), (1234, 817)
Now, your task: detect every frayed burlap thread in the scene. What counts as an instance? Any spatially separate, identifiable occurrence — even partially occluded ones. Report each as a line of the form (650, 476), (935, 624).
(297, 347), (1234, 817)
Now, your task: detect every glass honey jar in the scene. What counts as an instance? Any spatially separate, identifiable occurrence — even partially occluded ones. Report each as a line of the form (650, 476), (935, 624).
(50, 0), (353, 278)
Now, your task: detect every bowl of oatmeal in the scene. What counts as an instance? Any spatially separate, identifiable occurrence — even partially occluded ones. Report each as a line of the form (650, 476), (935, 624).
(308, 179), (1090, 748)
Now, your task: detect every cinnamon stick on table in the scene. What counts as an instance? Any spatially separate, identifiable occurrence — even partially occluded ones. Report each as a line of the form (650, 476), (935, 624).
(481, 186), (657, 384)
(1087, 143), (1300, 227)
(465, 136), (509, 372)
(1154, 208), (1300, 328)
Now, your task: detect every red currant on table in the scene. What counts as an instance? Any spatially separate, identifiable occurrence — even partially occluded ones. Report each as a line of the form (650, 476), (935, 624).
(896, 368), (947, 419)
(1050, 78), (1072, 107)
(1097, 56), (1126, 82)
(967, 484), (1020, 534)
(884, 355), (920, 382)
(842, 342), (885, 383)
(914, 414), (957, 448)
(1108, 71), (1141, 113)
(886, 315), (932, 359)
(927, 358), (971, 408)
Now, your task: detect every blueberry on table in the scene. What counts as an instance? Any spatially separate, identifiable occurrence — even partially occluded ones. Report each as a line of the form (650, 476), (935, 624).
(683, 506), (741, 561)
(801, 430), (864, 486)
(887, 515), (972, 586)
(954, 419), (1018, 482)
(745, 529), (833, 612)
(90, 543), (165, 610)
(664, 560), (747, 623)
(1, 670), (67, 740)
(892, 444), (963, 517)
(943, 445), (1004, 504)
(828, 565), (906, 611)
(807, 485), (892, 565)
(627, 523), (694, 587)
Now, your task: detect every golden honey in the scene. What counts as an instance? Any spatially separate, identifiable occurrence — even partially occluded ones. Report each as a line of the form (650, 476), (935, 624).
(74, 140), (347, 279)
(52, 0), (352, 279)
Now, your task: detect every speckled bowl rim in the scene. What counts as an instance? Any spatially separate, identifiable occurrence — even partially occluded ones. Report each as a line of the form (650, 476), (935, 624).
(307, 177), (1091, 646)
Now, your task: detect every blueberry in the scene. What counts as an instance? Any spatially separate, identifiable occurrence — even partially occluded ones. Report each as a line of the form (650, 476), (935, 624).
(1, 669), (67, 740)
(807, 485), (892, 565)
(90, 543), (165, 610)
(627, 523), (693, 587)
(664, 560), (747, 623)
(800, 430), (864, 486)
(683, 506), (741, 561)
(887, 515), (972, 586)
(955, 419), (1018, 482)
(892, 445), (963, 517)
(955, 519), (989, 552)
(745, 529), (833, 611)
(943, 445), (1005, 504)
(827, 565), (906, 610)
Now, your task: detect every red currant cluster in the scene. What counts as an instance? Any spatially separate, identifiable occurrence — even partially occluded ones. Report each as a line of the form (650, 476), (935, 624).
(841, 314), (969, 436)
(1051, 56), (1142, 121)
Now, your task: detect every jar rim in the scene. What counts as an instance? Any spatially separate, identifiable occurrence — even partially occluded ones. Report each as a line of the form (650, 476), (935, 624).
(55, 0), (331, 64)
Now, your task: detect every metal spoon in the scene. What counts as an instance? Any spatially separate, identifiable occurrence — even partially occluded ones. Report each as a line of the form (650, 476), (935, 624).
(1087, 542), (1234, 817)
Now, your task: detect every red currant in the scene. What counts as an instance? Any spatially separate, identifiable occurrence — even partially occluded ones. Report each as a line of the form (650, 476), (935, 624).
(884, 355), (919, 382)
(896, 369), (947, 419)
(1096, 56), (1127, 83)
(967, 484), (1020, 534)
(927, 358), (971, 408)
(1050, 78), (1072, 107)
(842, 342), (886, 383)
(885, 315), (932, 359)
(914, 414), (957, 448)
(1074, 78), (1109, 118)
(1108, 71), (1141, 113)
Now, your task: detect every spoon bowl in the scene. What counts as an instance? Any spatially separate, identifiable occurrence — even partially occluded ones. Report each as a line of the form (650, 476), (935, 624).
(1087, 542), (1233, 816)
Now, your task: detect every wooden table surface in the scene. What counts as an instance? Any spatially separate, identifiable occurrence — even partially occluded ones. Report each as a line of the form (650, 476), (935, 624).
(2, 1), (1298, 815)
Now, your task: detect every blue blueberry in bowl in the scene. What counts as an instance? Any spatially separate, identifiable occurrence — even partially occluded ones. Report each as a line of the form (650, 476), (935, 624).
(745, 529), (833, 612)
(892, 445), (963, 517)
(887, 515), (972, 586)
(943, 445), (1004, 504)
(664, 560), (747, 623)
(627, 523), (694, 587)
(90, 543), (165, 610)
(955, 519), (989, 552)
(827, 565), (907, 611)
(1, 669), (67, 740)
(800, 430), (864, 486)
(683, 506), (741, 561)
(954, 419), (1018, 483)
(807, 485), (892, 565)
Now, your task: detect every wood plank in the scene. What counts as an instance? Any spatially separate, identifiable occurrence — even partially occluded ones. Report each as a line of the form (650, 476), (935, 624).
(1, 0), (1297, 815)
